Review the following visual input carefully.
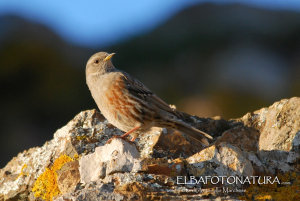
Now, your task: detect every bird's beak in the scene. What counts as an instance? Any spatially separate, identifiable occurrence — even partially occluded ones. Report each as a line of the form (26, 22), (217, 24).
(104, 53), (115, 61)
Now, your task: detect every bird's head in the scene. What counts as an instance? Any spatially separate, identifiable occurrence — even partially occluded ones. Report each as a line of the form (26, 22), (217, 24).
(86, 52), (116, 76)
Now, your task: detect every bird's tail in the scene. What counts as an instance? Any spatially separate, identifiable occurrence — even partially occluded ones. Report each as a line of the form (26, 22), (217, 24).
(175, 122), (213, 146)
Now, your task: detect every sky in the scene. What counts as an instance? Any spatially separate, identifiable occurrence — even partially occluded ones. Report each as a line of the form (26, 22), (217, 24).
(1, 0), (300, 47)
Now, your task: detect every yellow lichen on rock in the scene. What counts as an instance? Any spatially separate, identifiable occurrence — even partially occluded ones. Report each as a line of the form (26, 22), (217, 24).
(17, 163), (28, 178)
(32, 155), (73, 201)
(76, 135), (86, 140)
(73, 154), (79, 160)
(239, 172), (300, 201)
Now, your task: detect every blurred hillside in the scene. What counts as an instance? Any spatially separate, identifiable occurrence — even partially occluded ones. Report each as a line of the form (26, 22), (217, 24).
(1, 3), (300, 167)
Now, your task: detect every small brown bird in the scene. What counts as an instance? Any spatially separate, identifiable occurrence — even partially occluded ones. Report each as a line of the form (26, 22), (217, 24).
(86, 52), (213, 145)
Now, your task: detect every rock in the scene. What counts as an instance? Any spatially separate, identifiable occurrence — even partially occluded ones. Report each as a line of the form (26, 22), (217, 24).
(258, 150), (300, 174)
(135, 115), (227, 160)
(56, 160), (80, 195)
(240, 98), (300, 152)
(1, 98), (300, 200)
(150, 129), (206, 159)
(0, 109), (119, 200)
(215, 142), (253, 178)
(213, 126), (271, 176)
(78, 151), (101, 183)
(79, 138), (147, 183)
(215, 126), (260, 153)
(114, 182), (148, 200)
(257, 98), (300, 151)
(0, 121), (72, 200)
(240, 98), (300, 174)
(186, 142), (254, 187)
(54, 180), (124, 201)
(147, 158), (186, 177)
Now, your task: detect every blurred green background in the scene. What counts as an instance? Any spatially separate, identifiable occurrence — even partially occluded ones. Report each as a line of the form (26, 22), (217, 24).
(1, 1), (300, 167)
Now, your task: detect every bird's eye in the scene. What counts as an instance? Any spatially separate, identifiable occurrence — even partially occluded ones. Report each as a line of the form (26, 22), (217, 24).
(94, 59), (99, 64)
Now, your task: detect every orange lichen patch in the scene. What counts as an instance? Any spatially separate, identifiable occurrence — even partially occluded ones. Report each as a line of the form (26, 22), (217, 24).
(32, 155), (73, 201)
(17, 163), (28, 178)
(254, 195), (272, 200)
(76, 135), (86, 141)
(73, 154), (79, 160)
(239, 172), (300, 201)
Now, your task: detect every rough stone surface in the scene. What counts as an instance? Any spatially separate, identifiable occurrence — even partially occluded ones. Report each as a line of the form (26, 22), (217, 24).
(0, 109), (117, 200)
(54, 180), (124, 201)
(79, 138), (147, 183)
(1, 98), (300, 200)
(56, 160), (80, 195)
(147, 158), (186, 177)
(0, 116), (73, 200)
(240, 98), (300, 174)
(187, 142), (254, 188)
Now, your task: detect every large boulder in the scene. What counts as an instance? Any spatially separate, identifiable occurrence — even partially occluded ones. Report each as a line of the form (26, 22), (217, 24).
(1, 98), (299, 200)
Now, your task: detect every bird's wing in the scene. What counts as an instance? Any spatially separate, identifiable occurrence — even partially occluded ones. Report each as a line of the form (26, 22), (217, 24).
(119, 71), (180, 118)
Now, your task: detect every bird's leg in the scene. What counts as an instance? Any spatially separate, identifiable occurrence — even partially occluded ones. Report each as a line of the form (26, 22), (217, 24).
(106, 126), (140, 144)
(119, 125), (140, 138)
